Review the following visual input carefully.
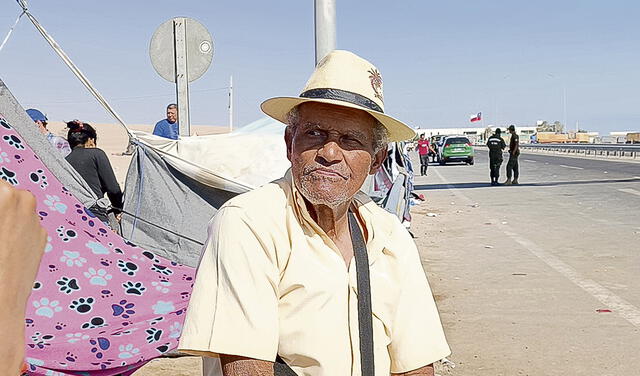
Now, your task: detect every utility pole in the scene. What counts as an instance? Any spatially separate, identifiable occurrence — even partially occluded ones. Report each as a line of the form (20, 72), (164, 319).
(173, 17), (191, 137)
(314, 0), (336, 65)
(228, 75), (234, 132)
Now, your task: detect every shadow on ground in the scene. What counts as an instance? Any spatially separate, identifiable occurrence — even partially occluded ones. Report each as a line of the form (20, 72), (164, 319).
(414, 178), (640, 190)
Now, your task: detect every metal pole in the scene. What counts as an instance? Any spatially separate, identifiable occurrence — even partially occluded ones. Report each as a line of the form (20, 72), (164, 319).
(174, 17), (190, 137)
(228, 75), (234, 132)
(314, 0), (336, 65)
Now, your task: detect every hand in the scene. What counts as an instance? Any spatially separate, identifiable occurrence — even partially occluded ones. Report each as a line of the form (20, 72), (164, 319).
(115, 213), (122, 222)
(0, 180), (47, 373)
(0, 180), (47, 305)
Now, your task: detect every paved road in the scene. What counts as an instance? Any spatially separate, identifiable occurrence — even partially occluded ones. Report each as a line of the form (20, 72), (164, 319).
(411, 150), (639, 376)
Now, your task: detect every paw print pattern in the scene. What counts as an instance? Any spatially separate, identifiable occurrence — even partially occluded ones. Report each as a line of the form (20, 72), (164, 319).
(29, 169), (48, 189)
(142, 251), (159, 263)
(60, 250), (87, 267)
(65, 332), (89, 343)
(65, 352), (77, 363)
(33, 298), (62, 318)
(84, 268), (112, 286)
(0, 150), (10, 164)
(145, 328), (163, 343)
(112, 300), (135, 319)
(169, 322), (183, 339)
(0, 118), (11, 129)
(122, 281), (146, 296)
(44, 194), (67, 214)
(2, 134), (25, 150)
(0, 166), (18, 185)
(81, 316), (106, 329)
(151, 264), (173, 276)
(56, 276), (80, 294)
(29, 332), (55, 349)
(117, 260), (138, 276)
(33, 281), (42, 290)
(69, 297), (95, 314)
(56, 225), (78, 242)
(89, 337), (111, 360)
(118, 344), (140, 359)
(152, 280), (172, 293)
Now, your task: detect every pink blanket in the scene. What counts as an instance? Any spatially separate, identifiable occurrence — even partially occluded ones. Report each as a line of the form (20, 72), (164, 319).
(0, 117), (197, 375)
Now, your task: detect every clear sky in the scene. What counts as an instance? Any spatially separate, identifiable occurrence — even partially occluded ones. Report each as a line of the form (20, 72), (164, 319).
(1, 1), (638, 133)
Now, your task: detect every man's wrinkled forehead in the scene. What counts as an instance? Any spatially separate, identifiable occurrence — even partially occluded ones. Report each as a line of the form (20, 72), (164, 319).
(296, 103), (376, 136)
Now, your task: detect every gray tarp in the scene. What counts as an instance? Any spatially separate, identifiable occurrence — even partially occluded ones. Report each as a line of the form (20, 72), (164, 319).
(0, 79), (98, 207)
(119, 142), (237, 267)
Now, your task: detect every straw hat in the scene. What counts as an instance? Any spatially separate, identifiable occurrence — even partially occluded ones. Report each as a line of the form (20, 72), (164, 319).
(261, 50), (415, 142)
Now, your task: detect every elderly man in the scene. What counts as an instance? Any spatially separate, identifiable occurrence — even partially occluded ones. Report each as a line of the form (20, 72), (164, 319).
(152, 103), (179, 139)
(179, 50), (450, 376)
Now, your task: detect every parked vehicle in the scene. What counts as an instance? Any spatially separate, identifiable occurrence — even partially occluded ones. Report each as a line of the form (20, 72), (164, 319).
(439, 136), (474, 165)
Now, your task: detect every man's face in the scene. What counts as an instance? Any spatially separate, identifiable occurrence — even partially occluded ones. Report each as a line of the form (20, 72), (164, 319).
(285, 102), (386, 208)
(35, 120), (48, 135)
(166, 107), (178, 123)
(420, 134), (425, 140)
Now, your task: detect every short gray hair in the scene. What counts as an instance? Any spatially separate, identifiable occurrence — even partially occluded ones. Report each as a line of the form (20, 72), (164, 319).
(286, 105), (389, 152)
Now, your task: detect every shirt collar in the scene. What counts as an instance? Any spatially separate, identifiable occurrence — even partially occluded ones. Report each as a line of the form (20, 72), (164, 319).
(283, 169), (392, 263)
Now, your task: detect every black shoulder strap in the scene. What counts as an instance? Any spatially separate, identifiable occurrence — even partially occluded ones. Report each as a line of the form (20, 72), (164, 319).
(274, 211), (375, 376)
(348, 211), (375, 376)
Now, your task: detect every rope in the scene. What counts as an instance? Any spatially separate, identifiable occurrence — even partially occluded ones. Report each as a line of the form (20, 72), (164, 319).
(0, 10), (24, 53)
(15, 0), (134, 138)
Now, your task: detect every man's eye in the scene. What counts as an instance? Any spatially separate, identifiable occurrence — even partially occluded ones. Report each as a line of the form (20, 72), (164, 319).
(307, 130), (323, 137)
(343, 137), (363, 145)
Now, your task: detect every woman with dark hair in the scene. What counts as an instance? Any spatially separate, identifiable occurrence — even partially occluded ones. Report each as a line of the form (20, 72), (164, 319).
(65, 121), (123, 224)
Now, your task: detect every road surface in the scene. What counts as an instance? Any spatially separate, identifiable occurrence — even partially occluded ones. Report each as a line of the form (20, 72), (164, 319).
(412, 149), (640, 376)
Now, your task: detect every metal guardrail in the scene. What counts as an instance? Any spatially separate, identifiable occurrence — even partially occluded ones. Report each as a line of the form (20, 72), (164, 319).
(520, 143), (640, 159)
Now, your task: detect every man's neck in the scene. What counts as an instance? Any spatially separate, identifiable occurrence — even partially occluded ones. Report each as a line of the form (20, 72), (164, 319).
(305, 200), (351, 240)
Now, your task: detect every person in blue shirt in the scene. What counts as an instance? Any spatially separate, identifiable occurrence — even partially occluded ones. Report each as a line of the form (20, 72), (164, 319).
(152, 103), (179, 139)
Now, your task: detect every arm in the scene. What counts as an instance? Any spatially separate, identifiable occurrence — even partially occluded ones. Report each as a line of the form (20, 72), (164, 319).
(392, 363), (434, 376)
(387, 221), (450, 373)
(95, 149), (124, 212)
(0, 180), (47, 374)
(152, 121), (164, 137)
(179, 207), (279, 362)
(220, 354), (274, 376)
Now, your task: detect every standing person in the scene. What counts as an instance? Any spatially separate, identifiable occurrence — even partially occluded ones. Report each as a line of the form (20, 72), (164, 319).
(416, 133), (430, 176)
(486, 128), (506, 186)
(0, 179), (47, 375)
(26, 108), (71, 156)
(65, 121), (123, 224)
(505, 124), (520, 185)
(152, 103), (179, 140)
(179, 50), (450, 376)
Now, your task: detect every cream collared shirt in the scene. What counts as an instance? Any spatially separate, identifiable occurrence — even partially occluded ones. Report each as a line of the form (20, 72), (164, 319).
(178, 172), (450, 375)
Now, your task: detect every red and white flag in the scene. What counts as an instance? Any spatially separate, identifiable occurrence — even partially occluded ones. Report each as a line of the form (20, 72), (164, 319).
(469, 112), (482, 122)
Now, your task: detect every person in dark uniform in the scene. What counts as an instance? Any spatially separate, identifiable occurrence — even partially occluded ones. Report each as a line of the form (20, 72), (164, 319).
(486, 128), (506, 185)
(65, 121), (123, 224)
(505, 124), (520, 185)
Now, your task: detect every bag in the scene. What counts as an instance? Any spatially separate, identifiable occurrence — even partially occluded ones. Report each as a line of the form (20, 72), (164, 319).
(274, 211), (375, 376)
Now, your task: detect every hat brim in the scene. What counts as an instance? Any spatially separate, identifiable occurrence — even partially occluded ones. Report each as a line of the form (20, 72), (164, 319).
(260, 97), (416, 143)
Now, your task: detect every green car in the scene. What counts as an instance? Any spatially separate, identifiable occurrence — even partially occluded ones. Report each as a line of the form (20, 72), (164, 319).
(439, 136), (474, 165)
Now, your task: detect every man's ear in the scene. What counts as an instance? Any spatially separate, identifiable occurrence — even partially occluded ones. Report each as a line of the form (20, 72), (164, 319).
(369, 148), (387, 175)
(284, 126), (294, 162)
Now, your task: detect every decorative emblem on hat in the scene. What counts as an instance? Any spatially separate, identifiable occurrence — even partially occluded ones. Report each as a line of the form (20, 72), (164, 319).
(368, 68), (384, 102)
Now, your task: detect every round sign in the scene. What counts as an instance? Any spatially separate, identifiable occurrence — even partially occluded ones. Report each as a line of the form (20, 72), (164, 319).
(149, 17), (214, 83)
